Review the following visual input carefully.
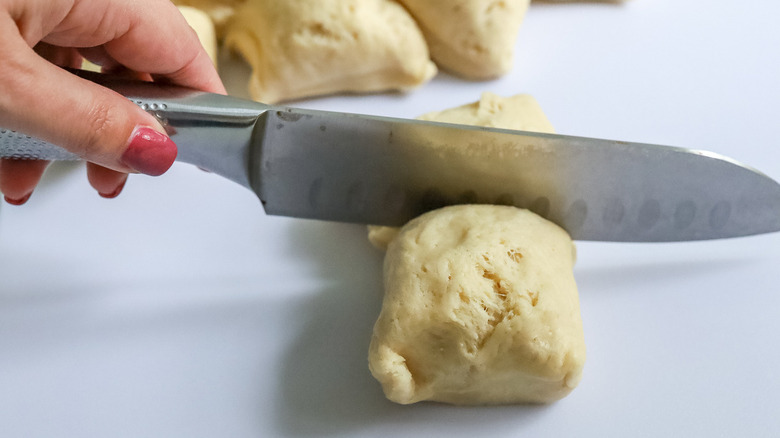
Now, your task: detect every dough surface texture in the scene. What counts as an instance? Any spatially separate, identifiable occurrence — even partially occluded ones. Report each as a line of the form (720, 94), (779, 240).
(369, 205), (585, 405)
(224, 0), (437, 104)
(396, 0), (531, 79)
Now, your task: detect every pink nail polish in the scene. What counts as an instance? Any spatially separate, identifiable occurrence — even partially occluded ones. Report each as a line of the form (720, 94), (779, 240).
(121, 127), (177, 176)
(4, 193), (32, 205)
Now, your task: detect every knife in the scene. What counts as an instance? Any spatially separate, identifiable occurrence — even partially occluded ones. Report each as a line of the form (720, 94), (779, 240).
(1, 70), (779, 242)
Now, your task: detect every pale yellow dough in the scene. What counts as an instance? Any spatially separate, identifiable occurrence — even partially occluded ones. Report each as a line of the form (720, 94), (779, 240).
(417, 92), (554, 131)
(396, 0), (531, 79)
(367, 92), (555, 251)
(369, 205), (586, 405)
(223, 0), (437, 104)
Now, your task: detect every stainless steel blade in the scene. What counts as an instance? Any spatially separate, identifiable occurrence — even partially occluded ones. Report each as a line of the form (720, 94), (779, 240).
(2, 71), (778, 242)
(254, 108), (780, 241)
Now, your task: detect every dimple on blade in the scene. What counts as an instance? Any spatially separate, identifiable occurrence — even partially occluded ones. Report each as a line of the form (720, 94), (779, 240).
(252, 107), (780, 241)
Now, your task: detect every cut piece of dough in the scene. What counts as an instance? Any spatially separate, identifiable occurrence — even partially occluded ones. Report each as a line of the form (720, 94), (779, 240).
(224, 0), (437, 104)
(367, 92), (555, 251)
(369, 205), (585, 405)
(416, 92), (554, 131)
(396, 0), (531, 79)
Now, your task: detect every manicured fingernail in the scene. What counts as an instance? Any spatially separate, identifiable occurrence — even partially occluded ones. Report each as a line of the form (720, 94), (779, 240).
(4, 192), (32, 205)
(120, 127), (177, 176)
(98, 179), (127, 199)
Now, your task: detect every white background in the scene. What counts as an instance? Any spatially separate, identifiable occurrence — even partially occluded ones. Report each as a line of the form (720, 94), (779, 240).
(2, 0), (779, 436)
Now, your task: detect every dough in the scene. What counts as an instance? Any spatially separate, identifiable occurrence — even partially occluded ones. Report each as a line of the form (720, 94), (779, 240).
(177, 6), (219, 66)
(367, 92), (555, 251)
(223, 0), (437, 104)
(417, 92), (554, 131)
(396, 0), (531, 79)
(368, 205), (586, 405)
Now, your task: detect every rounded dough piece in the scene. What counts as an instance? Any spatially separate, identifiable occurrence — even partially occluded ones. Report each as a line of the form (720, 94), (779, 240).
(224, 0), (437, 104)
(416, 92), (554, 132)
(369, 205), (586, 405)
(397, 0), (531, 79)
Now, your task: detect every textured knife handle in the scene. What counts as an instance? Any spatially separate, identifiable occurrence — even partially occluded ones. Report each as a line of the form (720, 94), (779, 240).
(0, 129), (80, 161)
(0, 97), (177, 161)
(0, 69), (271, 188)
(0, 71), (180, 161)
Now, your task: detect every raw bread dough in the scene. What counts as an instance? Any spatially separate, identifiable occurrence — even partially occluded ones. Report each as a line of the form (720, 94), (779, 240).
(223, 0), (437, 104)
(396, 0), (531, 79)
(368, 205), (585, 405)
(367, 92), (555, 251)
(177, 6), (218, 65)
(417, 92), (554, 131)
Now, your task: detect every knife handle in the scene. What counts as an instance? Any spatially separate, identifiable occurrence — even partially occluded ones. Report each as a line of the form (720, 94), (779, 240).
(0, 69), (271, 189)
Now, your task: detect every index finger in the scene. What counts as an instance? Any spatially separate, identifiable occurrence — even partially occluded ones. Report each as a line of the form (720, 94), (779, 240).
(42, 0), (225, 94)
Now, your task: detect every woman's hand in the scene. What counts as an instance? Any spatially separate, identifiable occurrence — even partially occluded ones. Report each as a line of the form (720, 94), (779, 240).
(0, 0), (225, 204)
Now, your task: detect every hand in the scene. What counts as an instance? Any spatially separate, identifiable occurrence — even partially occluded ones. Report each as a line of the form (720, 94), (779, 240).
(0, 0), (225, 204)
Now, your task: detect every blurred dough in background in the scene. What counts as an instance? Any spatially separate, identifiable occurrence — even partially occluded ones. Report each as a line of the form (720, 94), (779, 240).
(367, 92), (556, 251)
(223, 0), (437, 104)
(396, 0), (531, 79)
(169, 0), (622, 102)
(369, 205), (586, 405)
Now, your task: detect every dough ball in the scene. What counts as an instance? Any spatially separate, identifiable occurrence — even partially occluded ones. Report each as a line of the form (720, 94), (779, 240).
(396, 0), (531, 79)
(367, 92), (555, 251)
(369, 205), (585, 405)
(417, 91), (554, 132)
(177, 6), (219, 66)
(224, 0), (437, 104)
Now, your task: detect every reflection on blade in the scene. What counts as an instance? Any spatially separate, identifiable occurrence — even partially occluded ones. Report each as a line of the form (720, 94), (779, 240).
(253, 108), (780, 242)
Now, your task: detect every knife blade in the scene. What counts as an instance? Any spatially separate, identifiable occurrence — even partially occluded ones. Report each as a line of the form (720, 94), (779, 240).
(1, 70), (779, 242)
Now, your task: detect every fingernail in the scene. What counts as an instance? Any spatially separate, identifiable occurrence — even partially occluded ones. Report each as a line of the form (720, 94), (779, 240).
(121, 127), (177, 176)
(4, 192), (32, 206)
(98, 179), (127, 199)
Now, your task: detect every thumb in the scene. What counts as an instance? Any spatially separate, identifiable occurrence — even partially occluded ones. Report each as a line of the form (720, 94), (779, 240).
(2, 40), (177, 176)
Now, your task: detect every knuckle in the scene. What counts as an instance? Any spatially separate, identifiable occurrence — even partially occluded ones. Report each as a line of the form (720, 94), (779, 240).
(74, 100), (123, 159)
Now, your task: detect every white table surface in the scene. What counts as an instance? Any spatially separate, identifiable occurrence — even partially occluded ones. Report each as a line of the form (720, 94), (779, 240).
(2, 1), (779, 436)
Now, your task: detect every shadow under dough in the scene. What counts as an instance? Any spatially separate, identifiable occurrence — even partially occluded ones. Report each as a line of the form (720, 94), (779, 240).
(272, 220), (389, 436)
